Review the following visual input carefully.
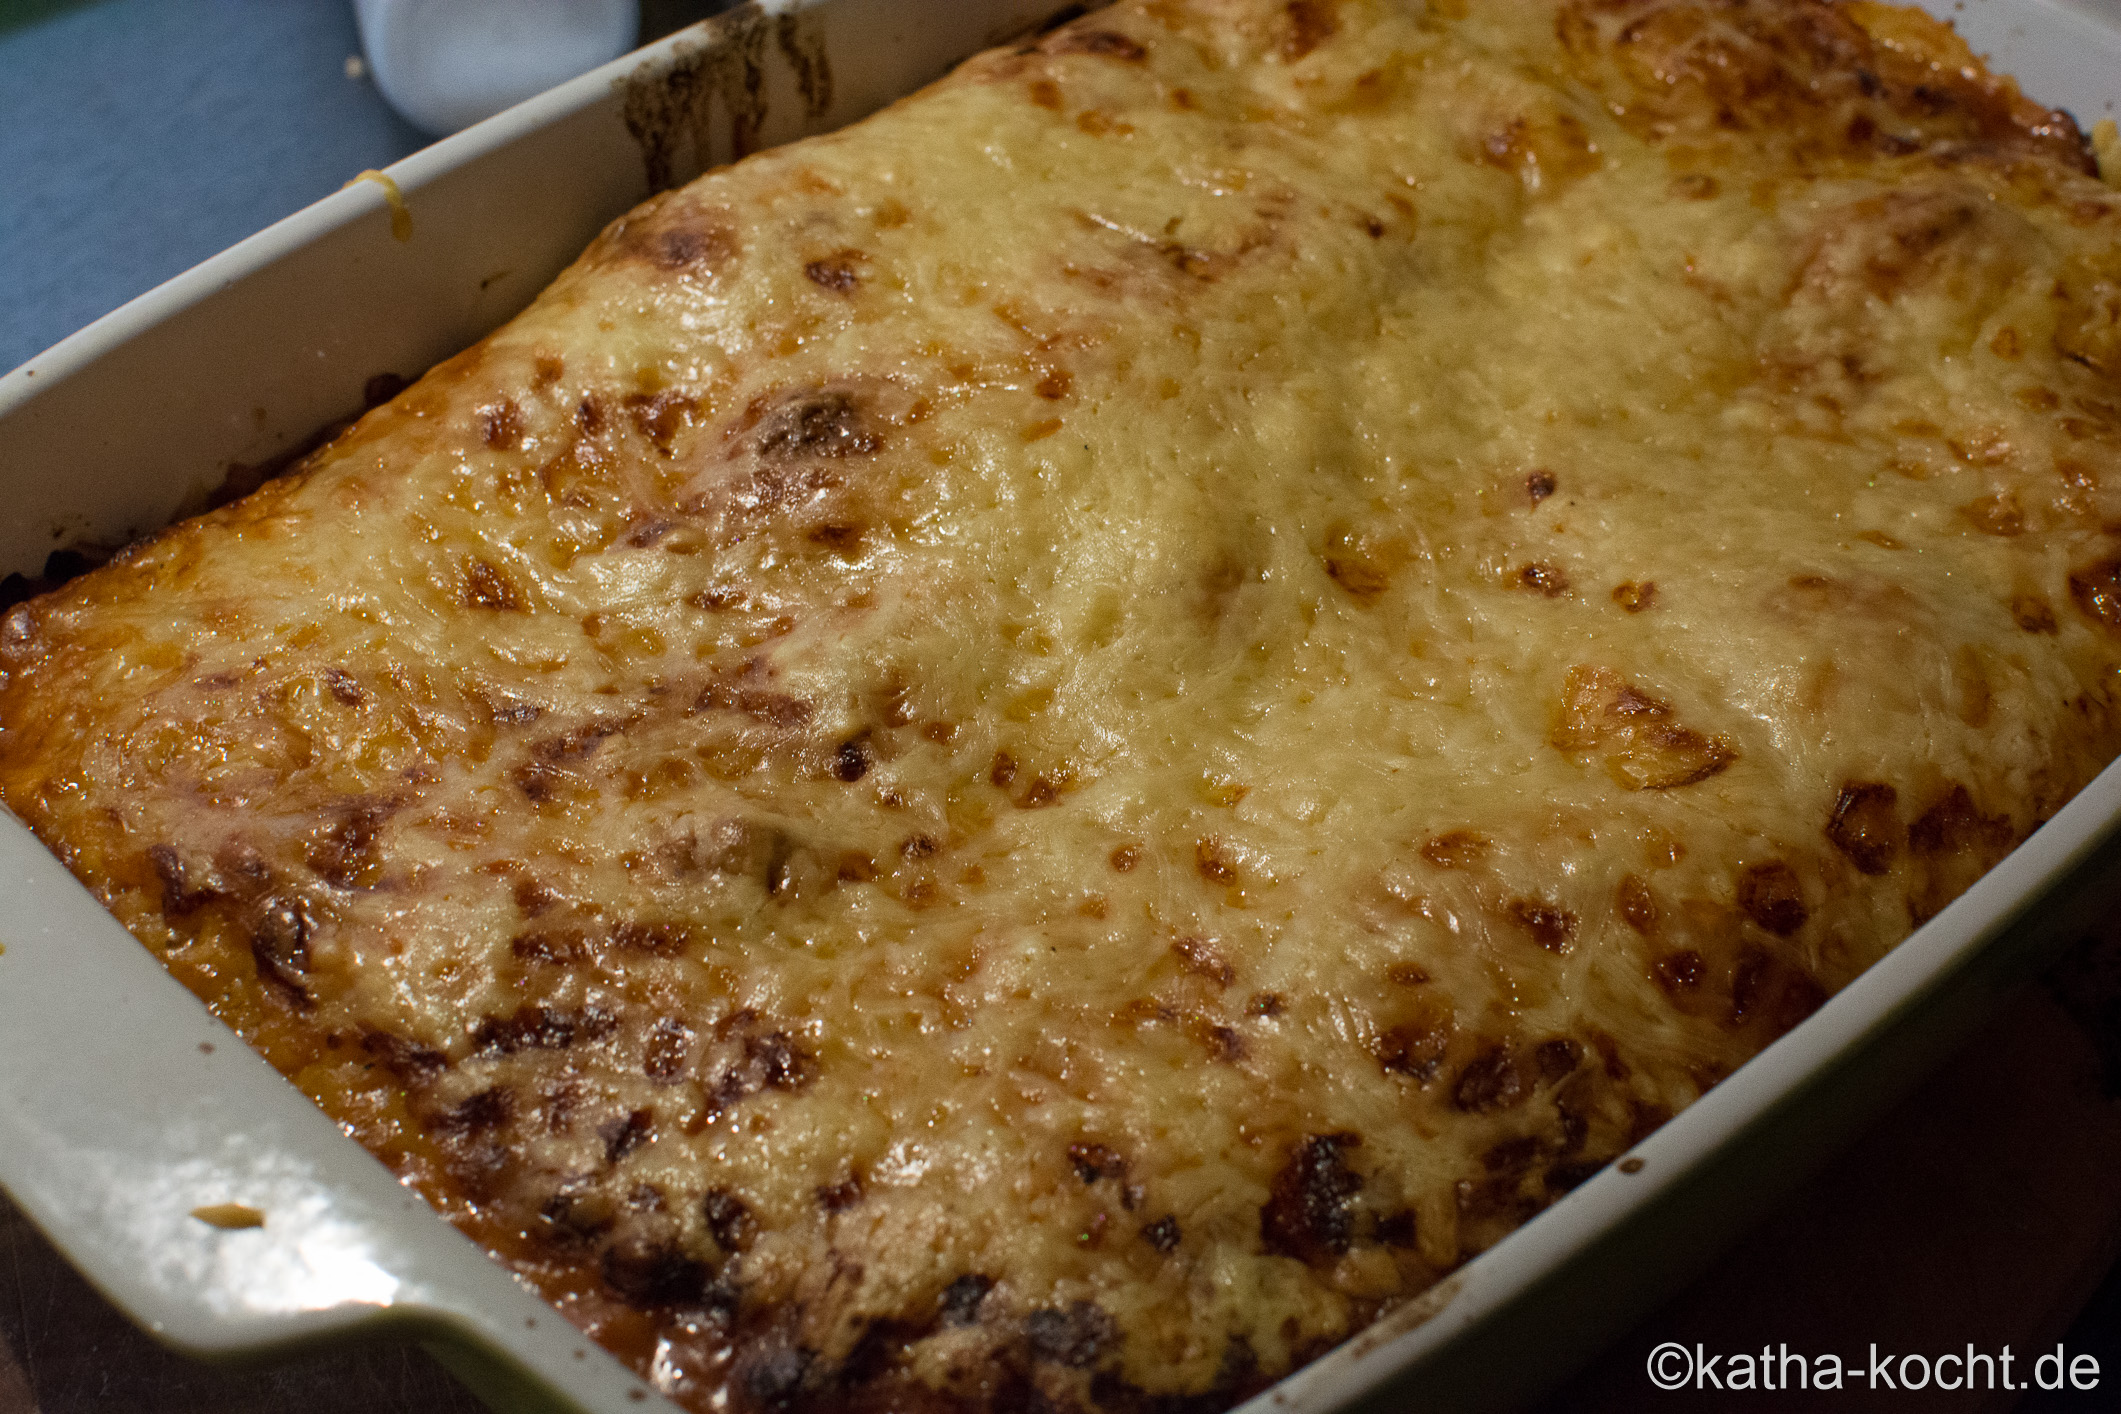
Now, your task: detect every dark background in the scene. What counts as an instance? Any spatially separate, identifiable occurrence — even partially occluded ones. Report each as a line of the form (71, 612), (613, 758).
(3, 2), (2120, 1410)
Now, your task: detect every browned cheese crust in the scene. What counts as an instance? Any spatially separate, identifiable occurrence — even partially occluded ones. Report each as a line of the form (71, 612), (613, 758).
(4, 1), (2121, 1410)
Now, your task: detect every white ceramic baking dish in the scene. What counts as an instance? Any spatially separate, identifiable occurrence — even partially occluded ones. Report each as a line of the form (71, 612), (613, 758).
(2, 2), (2118, 1412)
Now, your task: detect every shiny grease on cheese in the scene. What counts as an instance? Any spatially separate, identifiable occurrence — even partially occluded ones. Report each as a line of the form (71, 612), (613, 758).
(4, 1), (2121, 1410)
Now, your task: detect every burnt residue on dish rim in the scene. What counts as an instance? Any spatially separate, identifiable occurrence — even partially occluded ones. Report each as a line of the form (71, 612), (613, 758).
(621, 6), (836, 194)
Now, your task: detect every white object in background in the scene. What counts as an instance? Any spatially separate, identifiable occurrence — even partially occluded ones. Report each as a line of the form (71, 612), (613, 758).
(352, 0), (639, 135)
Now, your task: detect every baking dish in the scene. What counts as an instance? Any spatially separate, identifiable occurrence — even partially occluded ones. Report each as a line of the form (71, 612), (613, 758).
(3, 2), (2120, 1412)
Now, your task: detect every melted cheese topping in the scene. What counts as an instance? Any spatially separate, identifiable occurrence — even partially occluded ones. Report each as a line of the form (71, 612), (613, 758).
(5, 2), (2121, 1409)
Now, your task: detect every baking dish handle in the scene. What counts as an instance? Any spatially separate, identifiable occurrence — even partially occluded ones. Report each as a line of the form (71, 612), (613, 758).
(0, 814), (668, 1412)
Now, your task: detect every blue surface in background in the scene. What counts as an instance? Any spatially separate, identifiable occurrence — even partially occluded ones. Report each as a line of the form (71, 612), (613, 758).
(0, 0), (426, 374)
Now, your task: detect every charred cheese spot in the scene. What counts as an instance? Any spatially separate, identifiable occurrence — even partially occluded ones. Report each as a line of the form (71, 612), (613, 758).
(592, 192), (739, 274)
(1960, 492), (2025, 536)
(625, 390), (694, 454)
(1826, 781), (1900, 875)
(1737, 861), (1809, 936)
(1453, 1043), (1528, 1113)
(1260, 1132), (1362, 1264)
(1419, 829), (1488, 868)
(1280, 0), (1337, 61)
(1516, 561), (1569, 596)
(2012, 594), (2059, 633)
(1505, 897), (1577, 953)
(2070, 557), (2121, 631)
(1172, 935), (1236, 984)
(707, 1028), (815, 1118)
(1046, 28), (1148, 61)
(1655, 949), (1704, 994)
(833, 737), (871, 782)
(1068, 1141), (1129, 1185)
(463, 558), (526, 611)
(479, 400), (526, 451)
(2055, 263), (2121, 376)
(1375, 1017), (1451, 1081)
(1325, 545), (1392, 602)
(1615, 875), (1656, 936)
(803, 250), (864, 292)
(1195, 838), (1238, 883)
(754, 388), (883, 462)
(600, 1108), (655, 1164)
(600, 1240), (716, 1310)
(147, 844), (220, 916)
(1025, 1301), (1118, 1368)
(475, 1004), (617, 1054)
(644, 1020), (692, 1081)
(1553, 666), (1735, 790)
(1472, 107), (1600, 196)
(248, 896), (313, 1005)
(1611, 580), (1656, 612)
(1910, 785), (2014, 859)
(817, 1171), (865, 1211)
(702, 1189), (756, 1253)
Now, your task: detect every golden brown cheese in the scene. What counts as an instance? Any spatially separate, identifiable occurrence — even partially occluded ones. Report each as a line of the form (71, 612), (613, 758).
(5, 1), (2121, 1409)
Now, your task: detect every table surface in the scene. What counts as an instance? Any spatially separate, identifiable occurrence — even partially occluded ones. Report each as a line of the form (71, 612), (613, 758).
(4, 2), (2121, 1411)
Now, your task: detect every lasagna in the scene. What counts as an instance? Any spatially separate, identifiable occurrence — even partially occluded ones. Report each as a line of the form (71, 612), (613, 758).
(4, 0), (2121, 1409)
